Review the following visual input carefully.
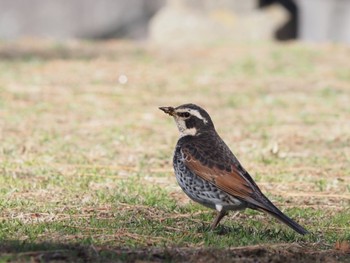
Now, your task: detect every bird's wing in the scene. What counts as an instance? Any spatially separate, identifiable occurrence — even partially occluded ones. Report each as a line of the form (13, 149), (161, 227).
(182, 146), (269, 209)
(181, 143), (309, 235)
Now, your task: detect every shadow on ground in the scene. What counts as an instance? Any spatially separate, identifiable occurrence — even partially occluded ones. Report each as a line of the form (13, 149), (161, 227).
(0, 240), (348, 262)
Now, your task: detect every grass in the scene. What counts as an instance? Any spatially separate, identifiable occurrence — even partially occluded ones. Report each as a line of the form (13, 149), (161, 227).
(0, 39), (350, 262)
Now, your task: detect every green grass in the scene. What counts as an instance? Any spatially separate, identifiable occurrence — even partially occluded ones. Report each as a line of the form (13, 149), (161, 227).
(0, 178), (343, 242)
(0, 171), (349, 248)
(0, 40), (350, 261)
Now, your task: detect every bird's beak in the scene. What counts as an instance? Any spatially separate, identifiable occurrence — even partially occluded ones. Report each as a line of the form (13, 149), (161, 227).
(159, 106), (175, 116)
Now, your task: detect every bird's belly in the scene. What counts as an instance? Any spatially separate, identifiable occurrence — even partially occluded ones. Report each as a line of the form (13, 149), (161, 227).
(173, 152), (245, 211)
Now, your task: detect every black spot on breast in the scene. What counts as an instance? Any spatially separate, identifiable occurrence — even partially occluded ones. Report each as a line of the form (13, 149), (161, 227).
(194, 152), (201, 160)
(204, 151), (211, 156)
(216, 164), (225, 170)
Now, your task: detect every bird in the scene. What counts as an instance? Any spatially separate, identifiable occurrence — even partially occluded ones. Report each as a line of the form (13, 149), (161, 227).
(159, 103), (308, 235)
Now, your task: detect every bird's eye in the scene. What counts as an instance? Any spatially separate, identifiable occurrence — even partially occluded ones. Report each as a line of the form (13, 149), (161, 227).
(178, 112), (191, 118)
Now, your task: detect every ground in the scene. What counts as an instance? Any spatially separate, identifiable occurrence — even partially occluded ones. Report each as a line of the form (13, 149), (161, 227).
(0, 39), (349, 262)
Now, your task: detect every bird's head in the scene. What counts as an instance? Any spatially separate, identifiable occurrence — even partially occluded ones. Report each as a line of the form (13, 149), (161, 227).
(159, 103), (214, 137)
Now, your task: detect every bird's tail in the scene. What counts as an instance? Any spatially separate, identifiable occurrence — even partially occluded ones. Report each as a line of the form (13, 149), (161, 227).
(257, 204), (308, 235)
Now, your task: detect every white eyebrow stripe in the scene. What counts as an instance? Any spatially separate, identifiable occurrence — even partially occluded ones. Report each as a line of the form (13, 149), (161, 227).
(176, 108), (208, 124)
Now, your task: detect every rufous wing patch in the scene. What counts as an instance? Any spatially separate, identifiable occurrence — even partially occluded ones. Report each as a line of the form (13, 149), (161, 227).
(182, 147), (262, 207)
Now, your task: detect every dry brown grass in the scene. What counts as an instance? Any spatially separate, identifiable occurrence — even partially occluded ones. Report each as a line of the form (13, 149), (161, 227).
(0, 39), (349, 261)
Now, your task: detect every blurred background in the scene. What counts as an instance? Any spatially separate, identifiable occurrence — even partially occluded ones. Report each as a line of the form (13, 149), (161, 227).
(0, 0), (349, 43)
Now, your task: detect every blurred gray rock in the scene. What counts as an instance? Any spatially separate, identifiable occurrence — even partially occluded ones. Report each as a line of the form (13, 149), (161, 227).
(149, 0), (288, 45)
(0, 0), (163, 39)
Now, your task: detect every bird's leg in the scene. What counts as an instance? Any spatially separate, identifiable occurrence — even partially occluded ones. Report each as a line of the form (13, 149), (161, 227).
(210, 210), (227, 230)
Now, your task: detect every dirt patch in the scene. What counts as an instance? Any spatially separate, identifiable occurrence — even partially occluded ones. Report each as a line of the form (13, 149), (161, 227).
(2, 243), (349, 263)
(106, 245), (349, 263)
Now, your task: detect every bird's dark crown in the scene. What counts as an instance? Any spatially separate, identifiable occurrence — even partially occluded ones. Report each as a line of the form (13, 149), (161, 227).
(175, 104), (213, 125)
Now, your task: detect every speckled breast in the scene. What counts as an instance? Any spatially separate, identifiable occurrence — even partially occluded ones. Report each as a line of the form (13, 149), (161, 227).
(173, 145), (245, 211)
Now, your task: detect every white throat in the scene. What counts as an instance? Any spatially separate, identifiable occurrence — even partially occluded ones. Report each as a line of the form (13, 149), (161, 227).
(175, 118), (198, 138)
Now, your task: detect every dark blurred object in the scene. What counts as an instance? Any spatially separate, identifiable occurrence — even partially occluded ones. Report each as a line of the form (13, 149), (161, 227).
(260, 0), (350, 44)
(259, 0), (298, 40)
(0, 0), (163, 40)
